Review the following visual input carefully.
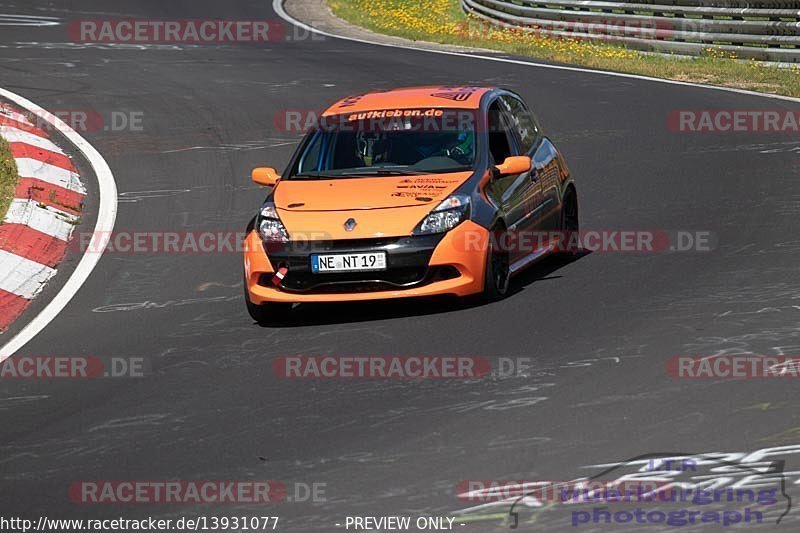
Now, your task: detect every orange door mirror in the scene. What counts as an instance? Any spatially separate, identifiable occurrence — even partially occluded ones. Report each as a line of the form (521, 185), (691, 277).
(252, 167), (280, 186)
(495, 156), (532, 176)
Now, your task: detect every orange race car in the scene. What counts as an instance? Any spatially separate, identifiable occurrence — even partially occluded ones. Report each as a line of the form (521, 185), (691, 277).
(244, 86), (577, 322)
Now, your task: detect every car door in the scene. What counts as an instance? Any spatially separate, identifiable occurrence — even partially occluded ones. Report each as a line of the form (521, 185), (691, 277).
(500, 94), (546, 256)
(483, 97), (537, 263)
(505, 94), (565, 240)
(532, 138), (565, 234)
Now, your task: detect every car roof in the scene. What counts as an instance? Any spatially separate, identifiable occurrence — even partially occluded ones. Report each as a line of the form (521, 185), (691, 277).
(322, 86), (495, 116)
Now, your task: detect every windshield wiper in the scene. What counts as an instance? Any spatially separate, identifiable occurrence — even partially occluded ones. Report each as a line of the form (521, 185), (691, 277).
(345, 168), (427, 176)
(294, 172), (343, 179)
(423, 166), (470, 174)
(295, 168), (428, 179)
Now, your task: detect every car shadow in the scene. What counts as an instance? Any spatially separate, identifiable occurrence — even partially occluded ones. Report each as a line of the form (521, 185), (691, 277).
(504, 250), (591, 298)
(254, 251), (590, 328)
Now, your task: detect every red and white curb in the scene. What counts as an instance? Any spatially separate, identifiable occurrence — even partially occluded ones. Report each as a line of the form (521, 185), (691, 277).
(0, 103), (85, 331)
(0, 88), (115, 362)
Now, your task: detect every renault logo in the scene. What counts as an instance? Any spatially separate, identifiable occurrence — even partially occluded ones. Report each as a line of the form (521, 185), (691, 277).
(344, 218), (357, 231)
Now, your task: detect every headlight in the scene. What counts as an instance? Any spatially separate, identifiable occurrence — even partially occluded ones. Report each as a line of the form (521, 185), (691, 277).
(258, 203), (289, 242)
(413, 194), (470, 235)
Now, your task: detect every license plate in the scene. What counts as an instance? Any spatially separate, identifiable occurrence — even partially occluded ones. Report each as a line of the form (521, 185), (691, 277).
(311, 252), (387, 273)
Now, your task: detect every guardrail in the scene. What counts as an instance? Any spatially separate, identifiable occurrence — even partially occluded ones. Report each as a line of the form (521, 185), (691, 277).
(461, 0), (800, 62)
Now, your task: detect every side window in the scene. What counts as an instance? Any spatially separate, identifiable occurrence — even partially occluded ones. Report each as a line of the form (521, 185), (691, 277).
(487, 101), (517, 164)
(502, 95), (538, 154)
(297, 131), (323, 173)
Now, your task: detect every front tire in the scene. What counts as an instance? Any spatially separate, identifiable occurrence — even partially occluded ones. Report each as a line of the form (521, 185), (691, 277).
(244, 277), (292, 324)
(480, 229), (510, 302)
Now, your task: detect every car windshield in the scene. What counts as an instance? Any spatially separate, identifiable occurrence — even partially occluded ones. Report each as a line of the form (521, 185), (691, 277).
(291, 109), (477, 178)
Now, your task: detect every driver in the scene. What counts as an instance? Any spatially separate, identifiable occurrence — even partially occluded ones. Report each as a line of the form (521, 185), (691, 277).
(427, 131), (474, 163)
(447, 131), (474, 161)
(354, 130), (475, 168)
(355, 132), (395, 166)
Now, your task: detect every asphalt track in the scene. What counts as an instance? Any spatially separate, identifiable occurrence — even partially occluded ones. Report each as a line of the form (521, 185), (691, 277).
(1, 1), (799, 531)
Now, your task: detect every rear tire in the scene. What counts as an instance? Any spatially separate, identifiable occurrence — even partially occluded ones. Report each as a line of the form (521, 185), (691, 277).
(480, 228), (510, 302)
(244, 277), (292, 324)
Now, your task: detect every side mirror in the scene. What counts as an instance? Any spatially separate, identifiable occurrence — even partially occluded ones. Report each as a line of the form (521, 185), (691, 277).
(495, 156), (532, 176)
(252, 167), (280, 186)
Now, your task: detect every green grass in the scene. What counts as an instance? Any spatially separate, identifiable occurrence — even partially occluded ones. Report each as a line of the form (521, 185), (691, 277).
(0, 137), (18, 223)
(328, 0), (800, 98)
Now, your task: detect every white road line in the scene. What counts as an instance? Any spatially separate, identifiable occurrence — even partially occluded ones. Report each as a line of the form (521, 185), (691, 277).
(0, 126), (63, 153)
(0, 88), (118, 361)
(4, 199), (79, 241)
(0, 250), (57, 299)
(0, 14), (61, 27)
(15, 157), (86, 194)
(273, 0), (800, 105)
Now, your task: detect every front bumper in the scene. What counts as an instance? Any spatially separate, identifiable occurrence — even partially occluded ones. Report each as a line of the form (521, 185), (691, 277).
(244, 221), (488, 303)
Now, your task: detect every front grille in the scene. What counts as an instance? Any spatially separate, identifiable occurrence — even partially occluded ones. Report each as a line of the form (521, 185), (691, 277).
(263, 237), (408, 256)
(281, 266), (427, 292)
(297, 281), (411, 295)
(258, 265), (459, 294)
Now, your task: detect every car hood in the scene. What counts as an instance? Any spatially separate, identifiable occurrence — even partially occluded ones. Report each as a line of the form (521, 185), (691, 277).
(274, 172), (472, 240)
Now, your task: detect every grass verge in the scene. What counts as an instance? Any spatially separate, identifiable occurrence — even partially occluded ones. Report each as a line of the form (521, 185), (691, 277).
(328, 0), (800, 98)
(0, 136), (18, 223)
